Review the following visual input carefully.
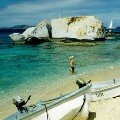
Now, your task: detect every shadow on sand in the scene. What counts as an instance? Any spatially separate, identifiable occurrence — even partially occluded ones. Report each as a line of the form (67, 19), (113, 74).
(87, 112), (96, 120)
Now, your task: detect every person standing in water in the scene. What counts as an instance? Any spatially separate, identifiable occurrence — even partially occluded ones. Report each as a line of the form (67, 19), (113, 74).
(69, 56), (75, 74)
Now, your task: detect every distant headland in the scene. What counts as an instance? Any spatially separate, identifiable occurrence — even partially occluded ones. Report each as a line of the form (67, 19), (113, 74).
(0, 25), (32, 29)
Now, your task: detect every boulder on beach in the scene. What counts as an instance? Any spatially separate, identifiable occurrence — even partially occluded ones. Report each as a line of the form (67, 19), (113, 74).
(51, 16), (105, 41)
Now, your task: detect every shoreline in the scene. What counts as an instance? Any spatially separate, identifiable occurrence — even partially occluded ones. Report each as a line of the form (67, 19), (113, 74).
(1, 66), (120, 120)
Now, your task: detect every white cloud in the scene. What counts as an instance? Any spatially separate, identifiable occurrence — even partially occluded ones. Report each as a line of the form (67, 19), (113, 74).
(0, 0), (119, 27)
(0, 0), (105, 15)
(0, 0), (79, 15)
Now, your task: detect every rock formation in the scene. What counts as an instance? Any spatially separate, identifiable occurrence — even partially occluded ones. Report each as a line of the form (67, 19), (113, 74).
(9, 20), (51, 44)
(9, 33), (25, 44)
(9, 16), (106, 44)
(31, 20), (51, 38)
(51, 16), (105, 40)
(22, 27), (36, 39)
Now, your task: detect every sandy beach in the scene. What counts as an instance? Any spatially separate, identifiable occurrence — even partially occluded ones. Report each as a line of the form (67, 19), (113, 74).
(89, 97), (120, 120)
(1, 66), (120, 120)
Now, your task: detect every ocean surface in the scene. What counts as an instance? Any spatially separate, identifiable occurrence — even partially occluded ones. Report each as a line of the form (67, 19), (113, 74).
(0, 29), (120, 103)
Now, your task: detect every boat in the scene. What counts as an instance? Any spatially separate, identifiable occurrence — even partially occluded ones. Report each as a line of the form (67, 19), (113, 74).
(91, 78), (120, 101)
(4, 77), (120, 120)
(75, 78), (120, 101)
(106, 20), (115, 39)
(4, 82), (92, 120)
(109, 20), (113, 30)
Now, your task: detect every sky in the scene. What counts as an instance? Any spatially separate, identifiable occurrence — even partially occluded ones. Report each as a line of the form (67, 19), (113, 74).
(0, 0), (120, 28)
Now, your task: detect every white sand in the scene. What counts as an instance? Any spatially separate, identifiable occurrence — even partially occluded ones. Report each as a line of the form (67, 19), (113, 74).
(89, 97), (120, 120)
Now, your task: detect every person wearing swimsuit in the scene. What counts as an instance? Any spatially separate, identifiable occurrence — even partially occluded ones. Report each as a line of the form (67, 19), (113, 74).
(69, 56), (75, 74)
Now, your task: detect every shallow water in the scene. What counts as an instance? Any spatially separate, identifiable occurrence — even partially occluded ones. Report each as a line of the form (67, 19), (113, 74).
(0, 31), (120, 105)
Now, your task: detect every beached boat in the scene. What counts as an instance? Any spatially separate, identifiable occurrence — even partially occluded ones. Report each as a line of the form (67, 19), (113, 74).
(76, 78), (120, 101)
(91, 78), (120, 101)
(4, 78), (120, 120)
(4, 82), (92, 120)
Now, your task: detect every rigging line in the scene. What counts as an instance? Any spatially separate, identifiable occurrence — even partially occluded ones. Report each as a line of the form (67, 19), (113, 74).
(72, 94), (86, 120)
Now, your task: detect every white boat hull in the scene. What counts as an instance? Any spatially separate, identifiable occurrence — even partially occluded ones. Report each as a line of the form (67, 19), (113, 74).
(92, 78), (120, 101)
(32, 94), (92, 120)
(4, 78), (120, 120)
(4, 83), (92, 120)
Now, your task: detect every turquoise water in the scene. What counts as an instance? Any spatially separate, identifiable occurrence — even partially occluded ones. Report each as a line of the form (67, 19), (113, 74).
(0, 32), (120, 102)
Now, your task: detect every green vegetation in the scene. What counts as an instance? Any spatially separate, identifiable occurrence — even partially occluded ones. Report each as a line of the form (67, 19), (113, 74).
(56, 41), (99, 47)
(67, 16), (86, 25)
(68, 17), (78, 25)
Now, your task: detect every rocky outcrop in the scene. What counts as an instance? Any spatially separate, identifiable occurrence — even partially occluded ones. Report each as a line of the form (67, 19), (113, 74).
(9, 33), (25, 44)
(51, 16), (105, 41)
(9, 27), (35, 44)
(9, 16), (106, 45)
(31, 20), (51, 38)
(9, 20), (51, 44)
(22, 27), (36, 39)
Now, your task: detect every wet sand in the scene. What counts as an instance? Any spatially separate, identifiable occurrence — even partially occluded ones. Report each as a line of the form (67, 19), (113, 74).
(1, 66), (120, 120)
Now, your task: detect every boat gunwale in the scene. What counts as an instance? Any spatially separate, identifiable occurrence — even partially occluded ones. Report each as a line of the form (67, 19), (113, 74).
(92, 83), (120, 94)
(5, 83), (92, 120)
(22, 83), (92, 120)
(92, 78), (120, 93)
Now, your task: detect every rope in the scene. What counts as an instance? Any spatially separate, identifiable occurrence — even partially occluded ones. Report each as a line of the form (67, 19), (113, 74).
(43, 104), (49, 120)
(41, 80), (91, 105)
(72, 94), (86, 120)
(42, 95), (86, 120)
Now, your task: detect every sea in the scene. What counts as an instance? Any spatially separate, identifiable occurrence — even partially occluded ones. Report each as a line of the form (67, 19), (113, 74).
(0, 29), (120, 110)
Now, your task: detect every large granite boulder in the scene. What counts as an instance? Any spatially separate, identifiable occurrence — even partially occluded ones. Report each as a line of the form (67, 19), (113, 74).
(22, 27), (36, 39)
(9, 20), (51, 44)
(9, 27), (35, 44)
(9, 33), (25, 44)
(31, 20), (51, 38)
(51, 16), (105, 40)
